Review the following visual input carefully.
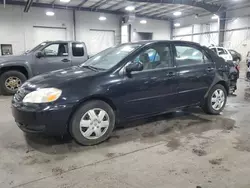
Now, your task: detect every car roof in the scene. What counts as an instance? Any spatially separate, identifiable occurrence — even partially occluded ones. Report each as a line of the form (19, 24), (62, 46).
(44, 40), (85, 43)
(122, 40), (201, 46)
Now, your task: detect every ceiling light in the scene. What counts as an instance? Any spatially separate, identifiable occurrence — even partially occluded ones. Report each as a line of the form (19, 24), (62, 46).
(174, 23), (181, 27)
(46, 11), (55, 16)
(99, 16), (107, 21)
(211, 14), (219, 19)
(173, 11), (182, 16)
(125, 6), (135, 11)
(60, 0), (71, 2)
(140, 20), (147, 24)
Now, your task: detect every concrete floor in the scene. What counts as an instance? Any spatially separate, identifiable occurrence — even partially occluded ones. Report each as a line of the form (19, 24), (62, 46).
(1, 71), (250, 188)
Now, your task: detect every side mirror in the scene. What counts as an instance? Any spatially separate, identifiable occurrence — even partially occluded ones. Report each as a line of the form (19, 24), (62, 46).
(126, 62), (143, 73)
(35, 51), (44, 58)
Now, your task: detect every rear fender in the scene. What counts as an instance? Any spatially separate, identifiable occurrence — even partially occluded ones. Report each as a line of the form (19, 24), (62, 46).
(204, 72), (229, 99)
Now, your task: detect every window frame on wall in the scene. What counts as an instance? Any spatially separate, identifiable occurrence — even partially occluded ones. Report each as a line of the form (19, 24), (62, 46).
(172, 42), (209, 67)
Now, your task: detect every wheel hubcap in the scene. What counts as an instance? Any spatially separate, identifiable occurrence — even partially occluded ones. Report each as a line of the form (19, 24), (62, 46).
(211, 89), (225, 111)
(79, 108), (110, 140)
(5, 77), (22, 91)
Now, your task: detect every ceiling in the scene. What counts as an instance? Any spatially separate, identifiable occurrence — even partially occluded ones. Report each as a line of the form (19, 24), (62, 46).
(2, 0), (250, 20)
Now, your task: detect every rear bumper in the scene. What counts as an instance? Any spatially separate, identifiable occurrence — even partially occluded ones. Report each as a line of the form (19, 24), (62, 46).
(12, 101), (74, 136)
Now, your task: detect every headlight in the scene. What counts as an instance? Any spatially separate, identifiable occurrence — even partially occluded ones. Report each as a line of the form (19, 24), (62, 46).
(23, 88), (62, 103)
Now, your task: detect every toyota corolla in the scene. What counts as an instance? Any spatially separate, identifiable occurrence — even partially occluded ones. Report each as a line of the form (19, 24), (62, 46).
(12, 41), (230, 145)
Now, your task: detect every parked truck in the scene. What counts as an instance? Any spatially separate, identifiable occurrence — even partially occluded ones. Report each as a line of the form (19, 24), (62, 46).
(0, 41), (88, 95)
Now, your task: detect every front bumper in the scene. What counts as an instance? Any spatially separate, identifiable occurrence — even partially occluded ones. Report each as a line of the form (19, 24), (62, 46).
(12, 101), (74, 136)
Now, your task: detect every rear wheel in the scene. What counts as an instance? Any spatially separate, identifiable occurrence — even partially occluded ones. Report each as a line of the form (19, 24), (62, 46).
(202, 84), (227, 115)
(69, 100), (115, 146)
(0, 71), (27, 95)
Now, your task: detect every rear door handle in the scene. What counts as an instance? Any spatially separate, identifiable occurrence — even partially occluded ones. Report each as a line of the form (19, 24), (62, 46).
(166, 71), (176, 77)
(62, 58), (70, 62)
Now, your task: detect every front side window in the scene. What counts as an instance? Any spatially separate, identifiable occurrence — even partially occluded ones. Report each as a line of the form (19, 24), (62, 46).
(43, 43), (68, 57)
(133, 44), (172, 71)
(175, 45), (204, 67)
(72, 43), (84, 57)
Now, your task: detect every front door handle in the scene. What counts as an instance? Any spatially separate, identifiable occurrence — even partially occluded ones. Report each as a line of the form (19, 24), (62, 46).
(206, 67), (215, 72)
(166, 72), (176, 77)
(62, 58), (70, 62)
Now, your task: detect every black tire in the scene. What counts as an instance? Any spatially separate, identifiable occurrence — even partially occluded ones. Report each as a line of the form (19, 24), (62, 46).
(0, 70), (27, 95)
(69, 100), (115, 146)
(202, 84), (227, 115)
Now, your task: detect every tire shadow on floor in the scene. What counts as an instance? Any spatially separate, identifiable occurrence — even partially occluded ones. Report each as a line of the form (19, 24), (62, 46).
(24, 108), (235, 155)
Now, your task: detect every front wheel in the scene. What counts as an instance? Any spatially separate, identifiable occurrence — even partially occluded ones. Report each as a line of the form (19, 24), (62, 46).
(0, 71), (27, 95)
(202, 84), (227, 115)
(69, 100), (115, 146)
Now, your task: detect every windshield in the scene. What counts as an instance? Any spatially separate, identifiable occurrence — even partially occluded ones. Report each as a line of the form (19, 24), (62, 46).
(81, 44), (142, 70)
(27, 42), (49, 53)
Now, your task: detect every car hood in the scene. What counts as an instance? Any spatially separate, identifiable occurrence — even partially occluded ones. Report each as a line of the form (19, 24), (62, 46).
(23, 66), (100, 89)
(0, 54), (27, 63)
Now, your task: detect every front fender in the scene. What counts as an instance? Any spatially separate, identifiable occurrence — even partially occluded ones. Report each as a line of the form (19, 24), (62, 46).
(0, 61), (33, 78)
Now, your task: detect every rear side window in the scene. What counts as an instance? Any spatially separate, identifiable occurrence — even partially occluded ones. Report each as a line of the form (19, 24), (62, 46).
(72, 43), (84, 57)
(174, 45), (204, 67)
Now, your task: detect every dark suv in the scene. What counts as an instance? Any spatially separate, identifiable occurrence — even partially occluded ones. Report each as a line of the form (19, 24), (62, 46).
(12, 41), (230, 146)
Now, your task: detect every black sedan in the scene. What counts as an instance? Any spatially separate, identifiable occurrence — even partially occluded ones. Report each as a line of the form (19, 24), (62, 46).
(12, 41), (230, 145)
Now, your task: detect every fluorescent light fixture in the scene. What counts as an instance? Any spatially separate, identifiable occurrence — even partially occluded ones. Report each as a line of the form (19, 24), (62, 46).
(60, 0), (70, 2)
(212, 14), (219, 19)
(46, 11), (55, 16)
(99, 16), (107, 21)
(125, 6), (135, 11)
(173, 11), (182, 16)
(140, 20), (147, 24)
(174, 23), (181, 27)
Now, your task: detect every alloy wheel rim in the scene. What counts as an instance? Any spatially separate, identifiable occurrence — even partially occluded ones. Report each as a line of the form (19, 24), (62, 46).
(79, 108), (110, 140)
(5, 76), (22, 91)
(211, 89), (225, 111)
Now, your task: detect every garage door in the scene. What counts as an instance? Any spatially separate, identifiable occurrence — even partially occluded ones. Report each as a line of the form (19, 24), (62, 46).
(33, 26), (67, 46)
(88, 30), (115, 56)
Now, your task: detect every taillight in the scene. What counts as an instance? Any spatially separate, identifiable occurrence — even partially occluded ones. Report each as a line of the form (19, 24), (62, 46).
(236, 65), (240, 71)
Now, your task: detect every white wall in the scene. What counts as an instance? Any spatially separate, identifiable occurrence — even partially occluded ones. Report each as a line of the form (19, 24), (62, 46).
(0, 5), (73, 55)
(0, 4), (171, 56)
(0, 5), (121, 56)
(75, 11), (121, 55)
(131, 18), (170, 41)
(173, 6), (250, 57)
(173, 22), (219, 46)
